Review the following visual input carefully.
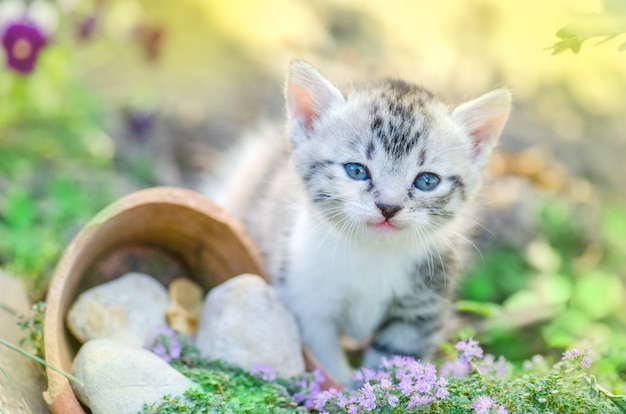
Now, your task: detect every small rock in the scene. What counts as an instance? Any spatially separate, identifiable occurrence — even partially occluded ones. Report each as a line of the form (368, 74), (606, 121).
(166, 278), (203, 335)
(195, 273), (305, 379)
(72, 339), (199, 413)
(67, 272), (168, 347)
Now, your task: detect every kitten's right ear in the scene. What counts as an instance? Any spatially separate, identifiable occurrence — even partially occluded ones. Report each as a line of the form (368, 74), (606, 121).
(453, 89), (511, 166)
(286, 61), (345, 135)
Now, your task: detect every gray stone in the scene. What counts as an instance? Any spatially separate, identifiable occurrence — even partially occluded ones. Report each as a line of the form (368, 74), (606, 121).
(67, 272), (168, 347)
(72, 339), (199, 413)
(195, 273), (305, 378)
(0, 270), (49, 414)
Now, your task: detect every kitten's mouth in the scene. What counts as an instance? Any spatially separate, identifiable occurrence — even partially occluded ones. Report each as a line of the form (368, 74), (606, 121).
(367, 220), (403, 233)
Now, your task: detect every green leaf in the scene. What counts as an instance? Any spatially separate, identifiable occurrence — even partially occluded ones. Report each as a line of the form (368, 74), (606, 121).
(455, 300), (502, 317)
(572, 273), (622, 319)
(538, 274), (572, 305)
(549, 0), (626, 54)
(551, 29), (582, 55)
(503, 289), (541, 311)
(2, 189), (36, 229)
(542, 309), (591, 348)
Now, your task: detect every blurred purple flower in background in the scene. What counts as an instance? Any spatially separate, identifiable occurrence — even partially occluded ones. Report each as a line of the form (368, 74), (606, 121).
(75, 0), (105, 41)
(2, 20), (47, 73)
(0, 0), (58, 74)
(76, 15), (98, 41)
(125, 107), (157, 140)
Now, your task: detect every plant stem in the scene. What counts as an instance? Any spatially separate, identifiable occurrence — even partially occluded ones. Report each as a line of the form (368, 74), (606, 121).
(216, 382), (226, 399)
(0, 340), (84, 387)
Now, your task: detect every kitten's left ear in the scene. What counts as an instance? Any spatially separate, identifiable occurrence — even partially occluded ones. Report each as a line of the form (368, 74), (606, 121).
(453, 89), (511, 165)
(286, 61), (345, 138)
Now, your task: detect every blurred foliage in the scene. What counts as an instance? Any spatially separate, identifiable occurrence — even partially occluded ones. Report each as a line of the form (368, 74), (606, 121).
(550, 0), (626, 54)
(0, 2), (145, 296)
(460, 194), (626, 390)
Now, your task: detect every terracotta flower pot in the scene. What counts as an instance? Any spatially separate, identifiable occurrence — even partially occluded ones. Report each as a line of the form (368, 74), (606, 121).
(42, 187), (269, 413)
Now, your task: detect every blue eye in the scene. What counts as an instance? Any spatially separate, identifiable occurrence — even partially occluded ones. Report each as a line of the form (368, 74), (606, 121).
(414, 172), (440, 191)
(344, 163), (369, 181)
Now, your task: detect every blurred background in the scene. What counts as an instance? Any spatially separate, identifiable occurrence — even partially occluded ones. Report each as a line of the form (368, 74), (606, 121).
(1, 0), (625, 380)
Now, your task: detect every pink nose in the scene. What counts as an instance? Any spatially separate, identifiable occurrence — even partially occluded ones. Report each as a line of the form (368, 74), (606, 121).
(376, 203), (402, 220)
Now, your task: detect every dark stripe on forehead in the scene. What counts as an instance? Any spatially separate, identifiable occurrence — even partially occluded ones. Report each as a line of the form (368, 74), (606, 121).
(366, 140), (375, 160)
(418, 148), (427, 166)
(367, 83), (433, 160)
(370, 108), (423, 159)
(386, 79), (414, 97)
(383, 78), (434, 101)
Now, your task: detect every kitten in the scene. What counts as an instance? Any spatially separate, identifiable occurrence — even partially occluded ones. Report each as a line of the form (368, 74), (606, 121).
(208, 61), (511, 385)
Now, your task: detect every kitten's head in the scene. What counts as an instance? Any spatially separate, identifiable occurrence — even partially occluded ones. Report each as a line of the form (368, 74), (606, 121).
(285, 61), (510, 243)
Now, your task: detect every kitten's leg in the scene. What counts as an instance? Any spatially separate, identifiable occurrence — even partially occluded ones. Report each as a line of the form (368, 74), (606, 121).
(300, 317), (354, 385)
(362, 297), (449, 368)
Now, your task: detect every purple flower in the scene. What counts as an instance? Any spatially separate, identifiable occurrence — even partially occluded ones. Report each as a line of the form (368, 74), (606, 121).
(479, 354), (510, 377)
(312, 390), (334, 411)
(398, 376), (414, 396)
(359, 382), (377, 410)
(455, 338), (484, 363)
(388, 394), (399, 407)
(76, 15), (98, 41)
(145, 324), (190, 363)
(304, 354), (449, 412)
(379, 375), (392, 389)
(441, 359), (471, 378)
(472, 395), (495, 414)
(472, 395), (508, 414)
(440, 338), (487, 378)
(2, 20), (47, 73)
(151, 342), (168, 360)
(581, 356), (592, 368)
(125, 108), (157, 140)
(293, 368), (326, 408)
(562, 346), (593, 369)
(435, 379), (450, 399)
(562, 349), (581, 359)
(354, 367), (378, 382)
(250, 362), (277, 381)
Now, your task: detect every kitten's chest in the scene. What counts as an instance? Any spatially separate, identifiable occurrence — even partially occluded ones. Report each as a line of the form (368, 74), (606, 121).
(288, 221), (418, 339)
(336, 255), (413, 339)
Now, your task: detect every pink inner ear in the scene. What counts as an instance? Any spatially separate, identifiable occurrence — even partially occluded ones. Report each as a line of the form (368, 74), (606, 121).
(287, 80), (317, 131)
(469, 113), (507, 153)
